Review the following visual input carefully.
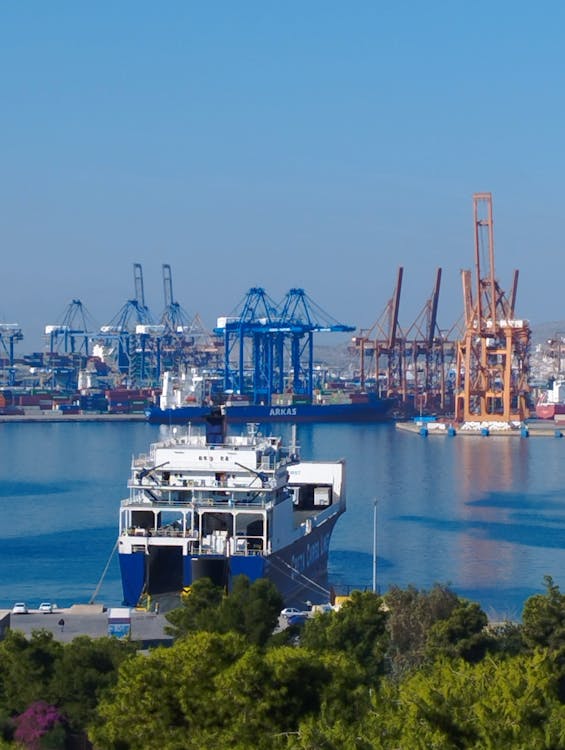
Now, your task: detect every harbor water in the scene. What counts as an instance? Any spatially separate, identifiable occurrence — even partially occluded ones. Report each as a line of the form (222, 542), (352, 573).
(2, 420), (565, 620)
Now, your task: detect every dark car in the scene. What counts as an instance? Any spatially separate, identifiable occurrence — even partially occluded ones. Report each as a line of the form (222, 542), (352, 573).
(286, 613), (308, 627)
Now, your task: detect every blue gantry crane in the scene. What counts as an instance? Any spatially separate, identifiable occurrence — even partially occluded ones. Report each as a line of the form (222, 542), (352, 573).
(160, 263), (192, 337)
(159, 264), (222, 370)
(215, 287), (354, 404)
(0, 322), (23, 386)
(99, 263), (162, 382)
(215, 287), (279, 401)
(278, 288), (355, 398)
(44, 299), (94, 355)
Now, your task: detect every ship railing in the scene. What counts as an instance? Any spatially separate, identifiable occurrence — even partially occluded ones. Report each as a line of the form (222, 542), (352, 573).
(196, 496), (268, 509)
(129, 473), (276, 491)
(131, 454), (151, 468)
(123, 494), (156, 507)
(124, 527), (199, 539)
(122, 493), (269, 509)
(154, 476), (269, 489)
(122, 527), (266, 555)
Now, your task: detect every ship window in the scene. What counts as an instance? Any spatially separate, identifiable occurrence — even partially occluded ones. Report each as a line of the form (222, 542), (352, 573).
(314, 487), (331, 506)
(290, 485), (332, 509)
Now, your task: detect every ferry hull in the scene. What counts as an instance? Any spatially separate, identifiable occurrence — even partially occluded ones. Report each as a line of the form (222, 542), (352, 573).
(146, 399), (394, 425)
(118, 514), (340, 607)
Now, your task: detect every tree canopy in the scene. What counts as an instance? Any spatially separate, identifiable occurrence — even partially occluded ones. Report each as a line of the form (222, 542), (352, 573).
(5, 578), (565, 749)
(165, 575), (283, 646)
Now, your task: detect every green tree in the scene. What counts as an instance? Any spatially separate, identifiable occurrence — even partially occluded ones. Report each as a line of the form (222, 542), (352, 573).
(379, 652), (565, 749)
(165, 575), (282, 646)
(522, 575), (565, 652)
(425, 599), (491, 664)
(0, 630), (63, 714)
(50, 636), (136, 733)
(300, 590), (388, 683)
(384, 583), (462, 675)
(91, 633), (363, 750)
(211, 646), (332, 749)
(90, 631), (248, 749)
(215, 575), (283, 645)
(384, 584), (492, 674)
(164, 576), (224, 638)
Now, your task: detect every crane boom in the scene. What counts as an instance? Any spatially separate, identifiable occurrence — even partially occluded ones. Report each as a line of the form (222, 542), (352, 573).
(133, 263), (146, 307)
(163, 264), (174, 309)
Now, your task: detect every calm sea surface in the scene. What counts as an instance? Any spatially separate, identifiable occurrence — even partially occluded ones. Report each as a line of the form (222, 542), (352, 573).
(1, 420), (565, 620)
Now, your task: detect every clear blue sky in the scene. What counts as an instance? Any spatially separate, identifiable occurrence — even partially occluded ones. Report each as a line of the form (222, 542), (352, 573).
(1, 2), (564, 351)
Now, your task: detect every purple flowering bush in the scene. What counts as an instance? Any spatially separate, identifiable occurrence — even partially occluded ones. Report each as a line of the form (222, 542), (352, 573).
(13, 701), (66, 749)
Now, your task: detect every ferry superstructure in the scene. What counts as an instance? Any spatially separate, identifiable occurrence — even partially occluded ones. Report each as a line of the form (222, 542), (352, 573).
(118, 411), (345, 606)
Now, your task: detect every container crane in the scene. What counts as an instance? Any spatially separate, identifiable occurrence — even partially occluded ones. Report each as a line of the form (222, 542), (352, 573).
(215, 287), (354, 405)
(215, 287), (278, 398)
(0, 323), (23, 386)
(352, 267), (404, 396)
(278, 288), (355, 400)
(44, 299), (94, 356)
(161, 263), (192, 336)
(42, 299), (97, 390)
(97, 264), (161, 383)
(402, 269), (458, 413)
(454, 193), (531, 423)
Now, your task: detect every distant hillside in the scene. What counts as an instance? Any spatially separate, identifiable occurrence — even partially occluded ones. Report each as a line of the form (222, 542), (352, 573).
(312, 322), (564, 370)
(531, 322), (565, 344)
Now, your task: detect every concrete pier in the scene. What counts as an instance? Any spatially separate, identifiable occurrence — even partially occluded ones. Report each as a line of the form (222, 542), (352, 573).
(0, 413), (146, 424)
(3, 604), (173, 646)
(396, 419), (563, 438)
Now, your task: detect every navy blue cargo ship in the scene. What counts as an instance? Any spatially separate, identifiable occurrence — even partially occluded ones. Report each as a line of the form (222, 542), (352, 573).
(146, 396), (394, 425)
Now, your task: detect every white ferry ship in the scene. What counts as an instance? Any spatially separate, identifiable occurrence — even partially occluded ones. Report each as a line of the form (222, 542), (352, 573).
(118, 409), (345, 607)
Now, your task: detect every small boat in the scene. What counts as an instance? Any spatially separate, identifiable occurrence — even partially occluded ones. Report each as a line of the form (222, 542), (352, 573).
(118, 409), (346, 607)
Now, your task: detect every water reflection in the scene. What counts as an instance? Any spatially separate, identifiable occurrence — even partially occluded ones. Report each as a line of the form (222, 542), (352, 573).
(322, 425), (565, 618)
(2, 420), (565, 617)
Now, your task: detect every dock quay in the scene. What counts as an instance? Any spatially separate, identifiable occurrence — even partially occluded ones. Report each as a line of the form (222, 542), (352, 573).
(0, 412), (146, 424)
(396, 419), (564, 438)
(1, 604), (173, 647)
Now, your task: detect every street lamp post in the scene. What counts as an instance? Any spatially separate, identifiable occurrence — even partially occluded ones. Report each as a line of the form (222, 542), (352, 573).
(372, 498), (378, 594)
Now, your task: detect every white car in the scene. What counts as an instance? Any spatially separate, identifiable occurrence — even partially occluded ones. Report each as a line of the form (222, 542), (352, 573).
(280, 607), (302, 617)
(11, 602), (28, 615)
(38, 602), (54, 614)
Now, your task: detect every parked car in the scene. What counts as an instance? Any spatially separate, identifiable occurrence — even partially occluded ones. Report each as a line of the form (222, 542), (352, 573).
(11, 602), (28, 615)
(38, 602), (54, 614)
(280, 607), (302, 617)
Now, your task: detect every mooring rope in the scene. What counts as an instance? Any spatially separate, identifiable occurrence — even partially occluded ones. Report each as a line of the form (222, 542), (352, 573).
(89, 539), (118, 604)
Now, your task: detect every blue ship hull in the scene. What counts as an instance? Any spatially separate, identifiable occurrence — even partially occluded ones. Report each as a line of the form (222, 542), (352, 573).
(146, 397), (395, 425)
(119, 514), (340, 607)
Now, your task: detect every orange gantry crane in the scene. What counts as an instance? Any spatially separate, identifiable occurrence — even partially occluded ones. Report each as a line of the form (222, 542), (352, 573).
(353, 267), (404, 396)
(454, 193), (531, 423)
